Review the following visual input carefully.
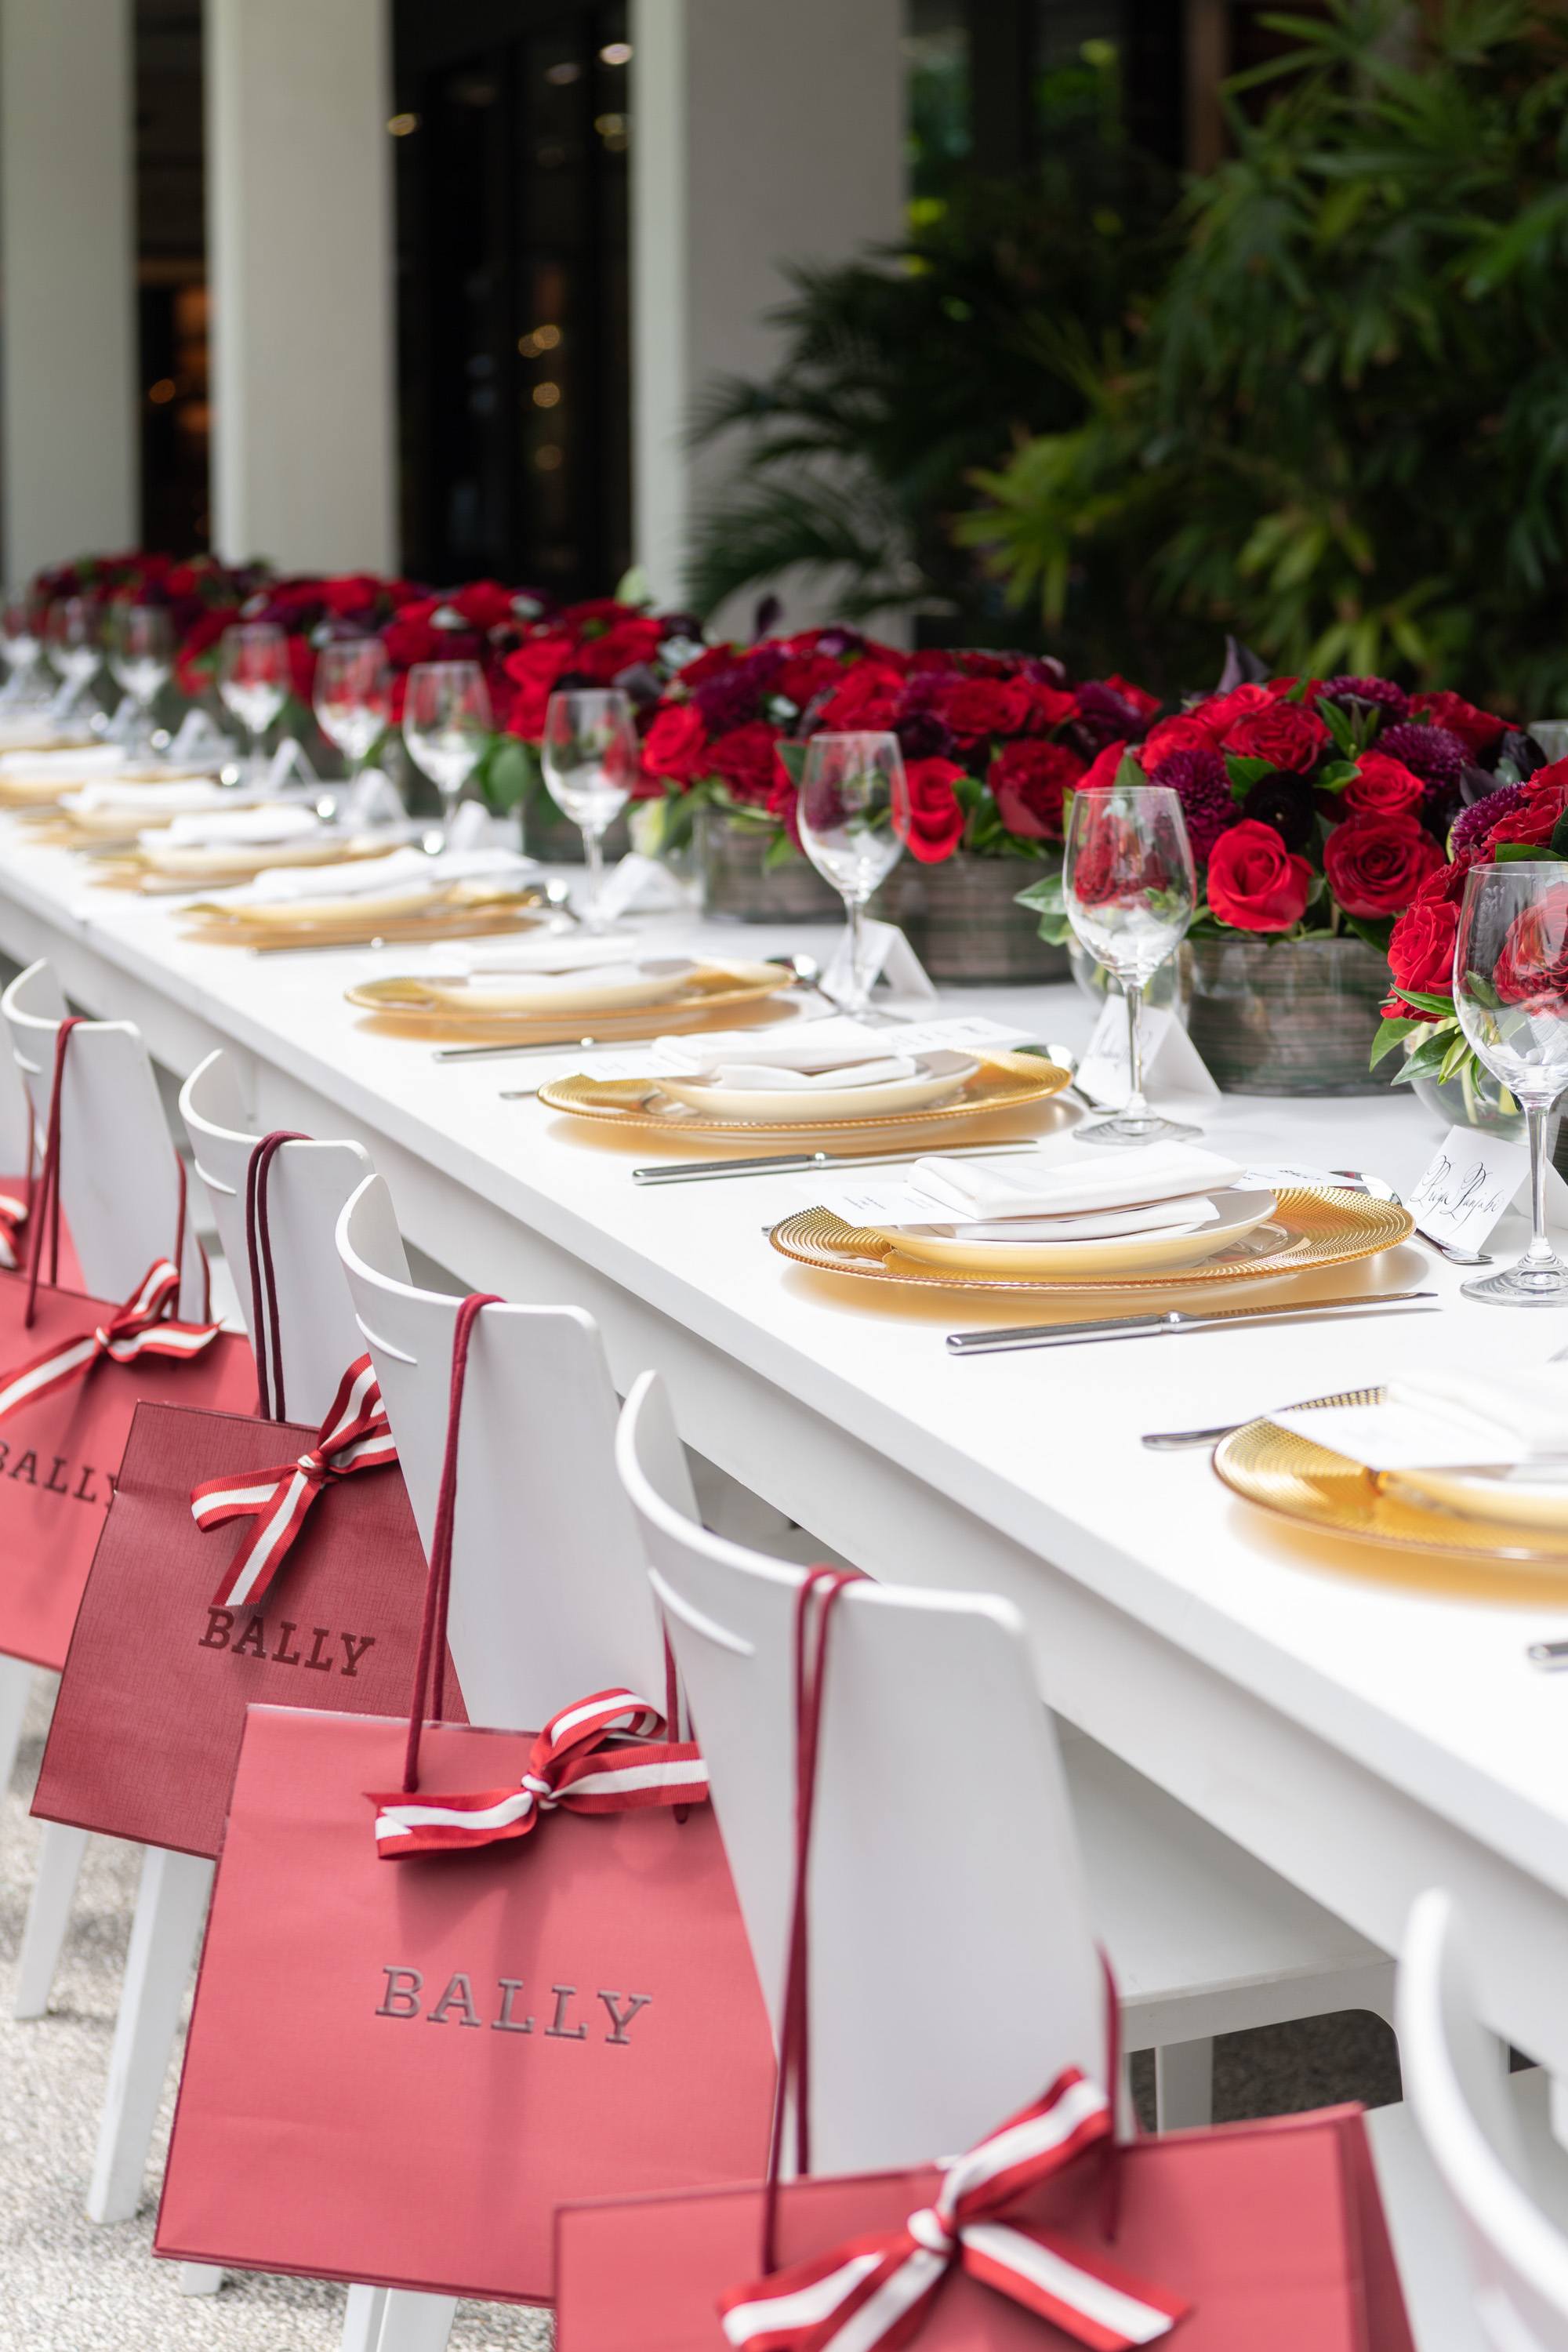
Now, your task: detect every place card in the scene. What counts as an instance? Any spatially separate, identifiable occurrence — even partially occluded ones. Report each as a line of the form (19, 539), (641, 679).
(820, 919), (938, 1010)
(1073, 996), (1219, 1109)
(262, 735), (319, 793)
(1406, 1123), (1568, 1252)
(165, 708), (234, 767)
(595, 851), (695, 923)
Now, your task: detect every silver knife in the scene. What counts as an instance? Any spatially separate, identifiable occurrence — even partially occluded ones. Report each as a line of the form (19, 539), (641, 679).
(946, 1290), (1439, 1355)
(631, 1140), (1042, 1184)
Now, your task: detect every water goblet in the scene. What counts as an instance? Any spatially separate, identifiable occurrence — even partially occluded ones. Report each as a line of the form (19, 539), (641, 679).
(0, 586), (48, 710)
(46, 597), (103, 724)
(403, 659), (492, 850)
(541, 686), (637, 932)
(797, 731), (909, 1013)
(110, 604), (175, 759)
(314, 637), (392, 788)
(217, 621), (290, 787)
(1062, 780), (1197, 1145)
(1452, 861), (1568, 1306)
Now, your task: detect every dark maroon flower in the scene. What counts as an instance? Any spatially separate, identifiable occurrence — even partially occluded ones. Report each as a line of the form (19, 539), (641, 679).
(1147, 745), (1236, 862)
(1450, 782), (1526, 857)
(1322, 674), (1410, 720)
(1074, 680), (1152, 749)
(1241, 772), (1316, 850)
(1377, 720), (1466, 793)
(895, 710), (956, 763)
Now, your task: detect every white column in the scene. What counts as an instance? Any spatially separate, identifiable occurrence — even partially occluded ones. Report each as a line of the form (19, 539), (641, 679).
(0, 0), (136, 582)
(204, 0), (395, 572)
(630, 0), (905, 619)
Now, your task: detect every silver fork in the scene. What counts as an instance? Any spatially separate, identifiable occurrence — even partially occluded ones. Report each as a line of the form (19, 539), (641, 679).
(1330, 1169), (1493, 1267)
(1142, 1382), (1386, 1452)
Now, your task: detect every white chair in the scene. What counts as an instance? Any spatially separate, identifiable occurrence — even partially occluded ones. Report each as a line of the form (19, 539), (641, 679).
(0, 964), (225, 2036)
(333, 1170), (673, 2352)
(19, 1082), (373, 2281)
(616, 1367), (1399, 2171)
(1363, 1892), (1568, 2351)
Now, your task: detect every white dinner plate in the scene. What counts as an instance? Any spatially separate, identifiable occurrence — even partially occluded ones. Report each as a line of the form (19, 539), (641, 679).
(876, 1187), (1279, 1278)
(653, 1049), (978, 1124)
(420, 956), (700, 1018)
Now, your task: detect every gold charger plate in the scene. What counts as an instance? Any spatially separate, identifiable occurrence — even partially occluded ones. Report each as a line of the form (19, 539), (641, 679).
(766, 1184), (1411, 1294)
(345, 959), (791, 1036)
(1214, 1389), (1568, 1563)
(94, 839), (399, 894)
(537, 1051), (1070, 1139)
(180, 886), (546, 953)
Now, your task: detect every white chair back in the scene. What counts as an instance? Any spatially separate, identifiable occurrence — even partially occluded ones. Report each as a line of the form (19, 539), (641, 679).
(615, 1367), (1106, 2177)
(334, 1171), (667, 1733)
(179, 1050), (372, 1428)
(1400, 1890), (1568, 2350)
(0, 959), (205, 1316)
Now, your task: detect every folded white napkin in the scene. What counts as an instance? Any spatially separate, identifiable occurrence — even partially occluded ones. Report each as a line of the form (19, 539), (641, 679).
(71, 778), (236, 817)
(154, 804), (323, 849)
(909, 1142), (1244, 1223)
(939, 1198), (1222, 1244)
(394, 931), (639, 978)
(704, 1054), (919, 1092)
(654, 1016), (892, 1076)
(1276, 1365), (1568, 1472)
(236, 845), (535, 906)
(1, 743), (125, 781)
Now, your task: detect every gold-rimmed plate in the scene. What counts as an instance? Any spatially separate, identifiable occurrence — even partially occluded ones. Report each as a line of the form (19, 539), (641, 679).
(180, 884), (547, 953)
(1214, 1392), (1568, 1563)
(537, 1051), (1071, 1139)
(94, 838), (401, 894)
(345, 958), (790, 1036)
(765, 1184), (1411, 1294)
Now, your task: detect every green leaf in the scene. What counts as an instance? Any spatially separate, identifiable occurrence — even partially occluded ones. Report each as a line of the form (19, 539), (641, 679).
(775, 739), (808, 789)
(1438, 1032), (1475, 1086)
(1399, 1030), (1457, 1085)
(1317, 760), (1359, 792)
(1551, 812), (1568, 858)
(1223, 754), (1275, 793)
(478, 735), (532, 815)
(1319, 700), (1358, 759)
(1370, 1015), (1420, 1069)
(1494, 841), (1568, 863)
(1343, 913), (1392, 953)
(1391, 988), (1458, 1017)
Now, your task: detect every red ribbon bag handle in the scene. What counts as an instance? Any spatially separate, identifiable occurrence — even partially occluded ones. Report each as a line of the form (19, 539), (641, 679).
(242, 1130), (308, 1422)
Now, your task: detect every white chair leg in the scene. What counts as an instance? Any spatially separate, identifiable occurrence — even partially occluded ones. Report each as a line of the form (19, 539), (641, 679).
(177, 2263), (224, 2296)
(1152, 2036), (1214, 2131)
(342, 2285), (390, 2352)
(0, 1652), (34, 1793)
(85, 1844), (213, 2223)
(13, 1819), (89, 2016)
(372, 2289), (459, 2352)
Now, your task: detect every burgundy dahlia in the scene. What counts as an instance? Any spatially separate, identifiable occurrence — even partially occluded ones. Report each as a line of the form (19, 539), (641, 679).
(1322, 674), (1410, 721)
(693, 648), (781, 736)
(1149, 746), (1237, 862)
(1377, 720), (1466, 792)
(894, 710), (956, 763)
(1450, 782), (1526, 858)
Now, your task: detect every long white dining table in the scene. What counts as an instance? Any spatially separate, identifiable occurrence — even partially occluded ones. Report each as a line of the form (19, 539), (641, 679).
(2, 821), (1566, 2092)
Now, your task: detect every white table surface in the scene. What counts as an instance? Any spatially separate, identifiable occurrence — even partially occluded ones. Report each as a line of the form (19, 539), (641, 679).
(4, 826), (1568, 2069)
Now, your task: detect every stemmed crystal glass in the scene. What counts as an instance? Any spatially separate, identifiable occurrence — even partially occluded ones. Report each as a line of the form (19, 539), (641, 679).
(1453, 862), (1568, 1306)
(217, 622), (289, 786)
(110, 604), (175, 758)
(1063, 779), (1198, 1145)
(541, 687), (637, 932)
(314, 637), (392, 786)
(0, 586), (49, 710)
(797, 731), (909, 1013)
(45, 597), (102, 724)
(403, 659), (492, 851)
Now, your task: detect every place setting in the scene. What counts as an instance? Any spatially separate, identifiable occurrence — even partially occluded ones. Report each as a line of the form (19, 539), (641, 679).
(177, 843), (549, 952)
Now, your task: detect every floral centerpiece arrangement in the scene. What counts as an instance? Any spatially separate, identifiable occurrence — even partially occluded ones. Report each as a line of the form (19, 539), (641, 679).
(1377, 731), (1568, 1121)
(1028, 667), (1522, 1090)
(32, 550), (268, 633)
(176, 571), (423, 710)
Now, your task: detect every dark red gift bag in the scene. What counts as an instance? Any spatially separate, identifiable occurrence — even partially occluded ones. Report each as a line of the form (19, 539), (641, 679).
(153, 1293), (776, 2303)
(554, 1572), (1415, 2352)
(33, 1128), (463, 1856)
(0, 1019), (255, 1671)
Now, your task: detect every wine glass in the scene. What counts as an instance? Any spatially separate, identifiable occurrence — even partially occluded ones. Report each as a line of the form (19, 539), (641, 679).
(46, 597), (102, 723)
(314, 637), (392, 784)
(110, 604), (175, 758)
(541, 687), (637, 931)
(217, 622), (290, 786)
(1452, 862), (1568, 1306)
(797, 731), (909, 1013)
(403, 659), (492, 850)
(0, 586), (47, 710)
(1063, 780), (1197, 1145)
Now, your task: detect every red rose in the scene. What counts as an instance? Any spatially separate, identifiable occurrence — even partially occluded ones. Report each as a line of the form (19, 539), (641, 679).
(319, 572), (387, 618)
(707, 720), (783, 808)
(1408, 690), (1506, 756)
(1142, 714), (1215, 763)
(640, 704), (709, 787)
(1481, 760), (1568, 848)
(774, 652), (841, 709)
(1019, 681), (1080, 733)
(502, 637), (576, 739)
(1102, 673), (1160, 720)
(286, 635), (316, 703)
(1341, 750), (1425, 818)
(816, 662), (906, 731)
(1494, 883), (1568, 1011)
(575, 616), (663, 681)
(678, 642), (743, 688)
(1386, 898), (1460, 1016)
(559, 597), (637, 631)
(988, 739), (1083, 842)
(897, 757), (967, 864)
(1194, 683), (1274, 738)
(1323, 813), (1443, 916)
(1222, 702), (1330, 772)
(931, 677), (1034, 745)
(1076, 739), (1135, 793)
(1206, 820), (1314, 932)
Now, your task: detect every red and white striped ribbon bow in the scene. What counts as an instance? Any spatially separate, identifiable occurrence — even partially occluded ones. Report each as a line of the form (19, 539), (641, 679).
(720, 2072), (1189, 2352)
(0, 1190), (28, 1272)
(0, 1258), (220, 1426)
(191, 1353), (397, 1608)
(367, 1686), (710, 1858)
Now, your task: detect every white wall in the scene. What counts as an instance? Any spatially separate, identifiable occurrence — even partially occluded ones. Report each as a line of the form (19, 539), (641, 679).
(0, 0), (137, 582)
(630, 0), (905, 624)
(204, 0), (395, 573)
